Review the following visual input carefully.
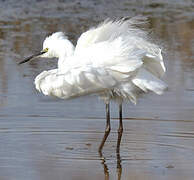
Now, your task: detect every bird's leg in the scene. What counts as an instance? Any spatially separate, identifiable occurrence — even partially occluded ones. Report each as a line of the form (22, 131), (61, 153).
(98, 103), (111, 152)
(116, 104), (123, 154)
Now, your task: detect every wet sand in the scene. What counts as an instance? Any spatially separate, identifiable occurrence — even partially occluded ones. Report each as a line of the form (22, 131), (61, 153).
(0, 0), (194, 179)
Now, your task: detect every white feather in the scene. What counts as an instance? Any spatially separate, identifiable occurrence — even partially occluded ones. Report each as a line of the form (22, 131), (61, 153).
(35, 16), (167, 104)
(132, 68), (167, 95)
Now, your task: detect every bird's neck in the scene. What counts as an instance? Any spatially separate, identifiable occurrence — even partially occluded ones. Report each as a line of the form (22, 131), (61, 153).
(57, 39), (75, 69)
(58, 39), (75, 58)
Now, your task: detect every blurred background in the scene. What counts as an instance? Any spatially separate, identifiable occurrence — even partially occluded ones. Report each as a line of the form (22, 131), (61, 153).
(0, 0), (194, 179)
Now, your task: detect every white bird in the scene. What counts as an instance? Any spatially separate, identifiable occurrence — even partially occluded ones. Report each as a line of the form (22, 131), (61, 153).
(19, 16), (167, 153)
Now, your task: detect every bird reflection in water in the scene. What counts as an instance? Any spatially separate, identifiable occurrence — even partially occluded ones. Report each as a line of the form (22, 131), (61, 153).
(99, 151), (122, 180)
(117, 153), (122, 180)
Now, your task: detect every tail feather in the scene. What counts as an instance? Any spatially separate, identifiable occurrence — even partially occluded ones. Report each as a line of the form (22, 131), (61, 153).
(132, 68), (167, 95)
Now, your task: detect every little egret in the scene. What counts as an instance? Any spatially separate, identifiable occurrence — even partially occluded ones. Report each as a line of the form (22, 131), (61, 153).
(19, 16), (167, 153)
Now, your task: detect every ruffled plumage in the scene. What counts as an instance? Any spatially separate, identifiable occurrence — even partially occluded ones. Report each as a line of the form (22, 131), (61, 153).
(35, 16), (167, 103)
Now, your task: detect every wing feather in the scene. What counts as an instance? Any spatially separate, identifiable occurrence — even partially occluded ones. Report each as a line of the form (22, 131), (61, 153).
(75, 16), (148, 55)
(35, 66), (118, 99)
(35, 16), (167, 102)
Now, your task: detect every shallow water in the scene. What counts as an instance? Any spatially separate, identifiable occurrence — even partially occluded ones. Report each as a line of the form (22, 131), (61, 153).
(0, 0), (194, 179)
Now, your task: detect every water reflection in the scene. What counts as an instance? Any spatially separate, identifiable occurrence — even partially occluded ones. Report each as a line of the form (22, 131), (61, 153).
(116, 153), (122, 180)
(99, 151), (109, 180)
(0, 57), (8, 108)
(99, 151), (122, 180)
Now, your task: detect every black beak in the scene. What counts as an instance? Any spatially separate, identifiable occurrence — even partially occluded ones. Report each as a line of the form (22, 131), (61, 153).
(18, 51), (46, 65)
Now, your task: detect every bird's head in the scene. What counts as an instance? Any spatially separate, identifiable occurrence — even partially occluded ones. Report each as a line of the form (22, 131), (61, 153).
(19, 32), (74, 64)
